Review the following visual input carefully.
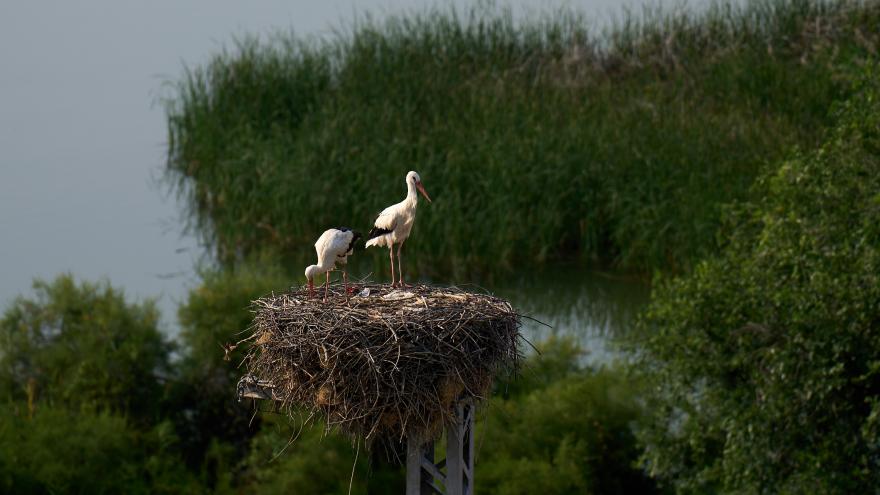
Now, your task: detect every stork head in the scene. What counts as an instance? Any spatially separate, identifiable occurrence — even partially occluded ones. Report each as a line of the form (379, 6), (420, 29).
(305, 265), (320, 296)
(406, 171), (432, 203)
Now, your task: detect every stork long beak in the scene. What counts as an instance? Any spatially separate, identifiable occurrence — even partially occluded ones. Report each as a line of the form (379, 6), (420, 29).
(416, 181), (432, 203)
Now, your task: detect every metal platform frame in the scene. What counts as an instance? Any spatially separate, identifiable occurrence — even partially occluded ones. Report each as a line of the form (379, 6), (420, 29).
(406, 400), (474, 495)
(239, 377), (475, 494)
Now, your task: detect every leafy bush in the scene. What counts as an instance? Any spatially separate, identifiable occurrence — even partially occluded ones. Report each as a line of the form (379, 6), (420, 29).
(165, 261), (290, 490)
(164, 1), (880, 274)
(635, 64), (880, 492)
(177, 260), (290, 370)
(0, 274), (198, 494)
(478, 338), (659, 494)
(0, 407), (199, 495)
(241, 416), (378, 495)
(0, 274), (171, 423)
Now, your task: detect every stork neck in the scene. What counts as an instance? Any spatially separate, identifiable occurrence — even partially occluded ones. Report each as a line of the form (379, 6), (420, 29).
(405, 180), (418, 205)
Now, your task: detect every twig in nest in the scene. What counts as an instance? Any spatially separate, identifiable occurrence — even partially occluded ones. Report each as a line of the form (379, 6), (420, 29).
(238, 283), (521, 442)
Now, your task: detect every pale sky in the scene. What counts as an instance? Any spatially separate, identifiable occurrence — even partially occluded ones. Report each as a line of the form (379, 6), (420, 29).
(0, 0), (706, 334)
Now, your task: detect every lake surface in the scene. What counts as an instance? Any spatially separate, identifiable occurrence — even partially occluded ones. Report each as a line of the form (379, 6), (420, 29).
(488, 264), (650, 366)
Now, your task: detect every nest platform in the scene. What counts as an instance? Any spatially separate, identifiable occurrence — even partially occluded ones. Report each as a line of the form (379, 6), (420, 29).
(238, 283), (520, 442)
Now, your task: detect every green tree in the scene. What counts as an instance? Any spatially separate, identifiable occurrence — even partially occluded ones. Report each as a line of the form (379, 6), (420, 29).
(0, 406), (200, 495)
(242, 416), (375, 495)
(165, 261), (290, 491)
(478, 338), (659, 494)
(0, 274), (171, 423)
(0, 276), (201, 494)
(635, 65), (880, 492)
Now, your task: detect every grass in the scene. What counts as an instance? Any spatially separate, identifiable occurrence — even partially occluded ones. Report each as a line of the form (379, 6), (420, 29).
(163, 0), (880, 277)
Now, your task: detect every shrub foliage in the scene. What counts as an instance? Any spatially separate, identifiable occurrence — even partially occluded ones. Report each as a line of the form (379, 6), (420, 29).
(636, 65), (880, 492)
(0, 275), (171, 423)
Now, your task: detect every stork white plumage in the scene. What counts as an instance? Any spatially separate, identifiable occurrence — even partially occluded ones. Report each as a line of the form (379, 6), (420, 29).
(365, 171), (432, 287)
(305, 227), (362, 301)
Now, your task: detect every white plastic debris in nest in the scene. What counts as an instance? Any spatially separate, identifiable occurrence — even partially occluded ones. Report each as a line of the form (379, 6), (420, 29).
(381, 290), (417, 301)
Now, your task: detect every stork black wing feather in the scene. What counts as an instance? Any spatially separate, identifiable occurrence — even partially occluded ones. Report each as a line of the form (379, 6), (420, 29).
(367, 226), (392, 240)
(347, 231), (363, 252)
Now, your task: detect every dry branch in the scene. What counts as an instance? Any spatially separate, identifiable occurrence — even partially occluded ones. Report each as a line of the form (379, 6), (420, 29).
(238, 283), (521, 443)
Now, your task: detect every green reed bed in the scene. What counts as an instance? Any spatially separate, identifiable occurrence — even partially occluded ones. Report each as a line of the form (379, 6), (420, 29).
(164, 0), (880, 276)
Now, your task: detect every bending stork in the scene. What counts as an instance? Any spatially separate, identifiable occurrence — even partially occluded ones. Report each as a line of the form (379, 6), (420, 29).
(305, 227), (362, 301)
(365, 171), (432, 287)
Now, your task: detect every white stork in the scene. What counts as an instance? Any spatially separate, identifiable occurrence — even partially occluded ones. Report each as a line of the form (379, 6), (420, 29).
(365, 171), (432, 286)
(305, 227), (362, 301)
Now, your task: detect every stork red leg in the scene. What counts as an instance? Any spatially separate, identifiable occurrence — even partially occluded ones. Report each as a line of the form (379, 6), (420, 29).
(397, 242), (410, 288)
(343, 270), (353, 295)
(323, 271), (330, 302)
(389, 243), (397, 287)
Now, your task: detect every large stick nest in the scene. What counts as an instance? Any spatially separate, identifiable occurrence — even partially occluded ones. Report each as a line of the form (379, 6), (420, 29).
(238, 283), (520, 442)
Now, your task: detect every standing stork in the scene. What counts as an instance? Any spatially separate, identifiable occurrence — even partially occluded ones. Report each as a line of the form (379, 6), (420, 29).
(305, 227), (362, 302)
(365, 171), (432, 287)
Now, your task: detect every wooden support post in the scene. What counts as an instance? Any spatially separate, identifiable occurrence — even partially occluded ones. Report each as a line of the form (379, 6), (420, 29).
(406, 400), (475, 495)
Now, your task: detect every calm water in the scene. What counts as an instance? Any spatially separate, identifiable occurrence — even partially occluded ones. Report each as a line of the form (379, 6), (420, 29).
(488, 264), (650, 365)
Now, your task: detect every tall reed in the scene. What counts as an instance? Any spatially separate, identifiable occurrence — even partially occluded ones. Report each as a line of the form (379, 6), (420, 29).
(164, 0), (880, 276)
